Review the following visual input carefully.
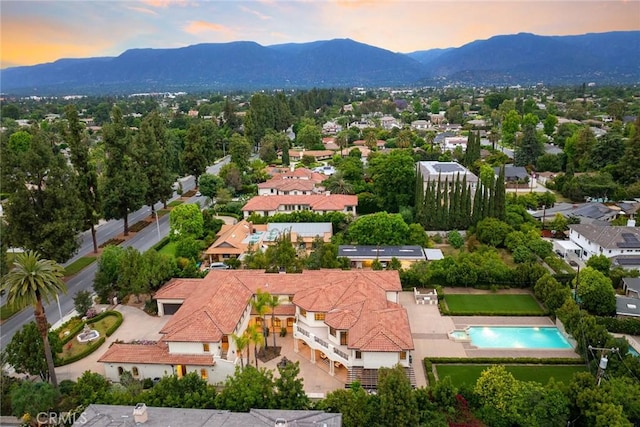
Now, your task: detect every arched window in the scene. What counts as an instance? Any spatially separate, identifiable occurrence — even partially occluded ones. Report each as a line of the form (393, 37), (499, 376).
(117, 367), (124, 376)
(132, 367), (139, 377)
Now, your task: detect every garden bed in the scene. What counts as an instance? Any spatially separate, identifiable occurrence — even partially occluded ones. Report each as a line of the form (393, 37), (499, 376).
(99, 238), (125, 248)
(129, 220), (152, 233)
(56, 311), (123, 365)
(434, 364), (585, 387)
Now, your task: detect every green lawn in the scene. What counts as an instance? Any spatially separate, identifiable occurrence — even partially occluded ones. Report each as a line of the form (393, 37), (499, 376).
(63, 256), (97, 277)
(0, 304), (23, 321)
(167, 200), (184, 207)
(435, 364), (586, 387)
(444, 294), (544, 314)
(158, 241), (177, 257)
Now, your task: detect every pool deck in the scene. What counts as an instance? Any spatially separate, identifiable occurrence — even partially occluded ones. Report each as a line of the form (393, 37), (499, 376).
(401, 292), (582, 386)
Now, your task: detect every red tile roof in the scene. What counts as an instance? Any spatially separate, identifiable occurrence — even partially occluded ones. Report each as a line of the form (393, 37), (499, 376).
(241, 195), (357, 212)
(154, 270), (411, 352)
(98, 341), (215, 366)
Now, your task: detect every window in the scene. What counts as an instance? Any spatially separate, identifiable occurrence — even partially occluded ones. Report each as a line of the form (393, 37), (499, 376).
(200, 369), (208, 380)
(300, 308), (307, 317)
(117, 367), (124, 376)
(287, 318), (294, 327)
(274, 318), (282, 327)
(288, 295), (294, 302)
(400, 351), (407, 360)
(340, 332), (348, 346)
(314, 313), (325, 321)
(132, 366), (139, 377)
(355, 351), (362, 359)
(330, 327), (336, 337)
(203, 343), (210, 352)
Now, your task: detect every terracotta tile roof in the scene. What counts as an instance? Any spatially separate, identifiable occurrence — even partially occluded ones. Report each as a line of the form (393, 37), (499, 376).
(241, 195), (357, 212)
(154, 270), (411, 352)
(98, 341), (214, 366)
(154, 278), (202, 300)
(349, 307), (414, 351)
(257, 179), (318, 193)
(204, 220), (265, 256)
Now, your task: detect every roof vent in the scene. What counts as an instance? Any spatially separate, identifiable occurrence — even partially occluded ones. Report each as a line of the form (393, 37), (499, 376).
(133, 403), (148, 424)
(275, 418), (288, 427)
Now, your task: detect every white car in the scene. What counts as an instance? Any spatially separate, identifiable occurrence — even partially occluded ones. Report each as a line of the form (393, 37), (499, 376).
(195, 191), (202, 197)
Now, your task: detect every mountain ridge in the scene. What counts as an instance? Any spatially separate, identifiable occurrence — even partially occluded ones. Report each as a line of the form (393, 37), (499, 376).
(1, 31), (638, 94)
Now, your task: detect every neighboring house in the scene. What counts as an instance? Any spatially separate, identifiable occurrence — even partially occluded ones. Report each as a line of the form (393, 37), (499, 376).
(380, 115), (400, 130)
(76, 404), (342, 427)
(442, 136), (468, 151)
(204, 221), (333, 263)
(493, 164), (530, 183)
(622, 278), (640, 298)
(611, 255), (640, 271)
(417, 161), (479, 193)
(531, 202), (621, 225)
(338, 245), (426, 269)
(288, 150), (334, 162)
(263, 222), (333, 252)
(429, 113), (446, 125)
(258, 179), (321, 196)
(411, 119), (431, 130)
(322, 121), (343, 134)
(203, 219), (267, 263)
(616, 296), (640, 318)
(424, 248), (445, 261)
(568, 224), (640, 260)
(241, 195), (358, 218)
(258, 168), (327, 196)
(98, 270), (414, 388)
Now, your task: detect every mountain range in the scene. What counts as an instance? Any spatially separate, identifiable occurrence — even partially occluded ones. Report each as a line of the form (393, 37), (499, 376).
(1, 31), (638, 95)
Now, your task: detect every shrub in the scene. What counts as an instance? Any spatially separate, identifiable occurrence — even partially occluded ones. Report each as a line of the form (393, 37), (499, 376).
(128, 220), (151, 233)
(99, 238), (124, 248)
(280, 327), (287, 337)
(56, 337), (106, 366)
(596, 316), (640, 335)
(424, 357), (584, 365)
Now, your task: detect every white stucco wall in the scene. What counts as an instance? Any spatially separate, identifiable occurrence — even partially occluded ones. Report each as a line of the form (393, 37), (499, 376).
(362, 351), (409, 369)
(103, 363), (172, 383)
(168, 341), (217, 356)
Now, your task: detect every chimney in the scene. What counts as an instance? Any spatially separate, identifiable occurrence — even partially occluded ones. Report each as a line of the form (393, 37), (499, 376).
(133, 403), (148, 424)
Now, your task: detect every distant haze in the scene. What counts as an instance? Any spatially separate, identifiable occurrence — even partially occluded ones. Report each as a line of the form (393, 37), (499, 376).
(1, 0), (639, 68)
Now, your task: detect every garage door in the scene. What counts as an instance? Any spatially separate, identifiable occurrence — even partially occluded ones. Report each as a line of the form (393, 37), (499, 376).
(162, 303), (182, 315)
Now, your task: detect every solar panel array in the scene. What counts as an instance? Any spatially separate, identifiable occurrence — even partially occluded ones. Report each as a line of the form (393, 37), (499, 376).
(617, 233), (640, 248)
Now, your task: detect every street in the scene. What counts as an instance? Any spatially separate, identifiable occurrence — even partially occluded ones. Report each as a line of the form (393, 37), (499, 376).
(0, 157), (229, 349)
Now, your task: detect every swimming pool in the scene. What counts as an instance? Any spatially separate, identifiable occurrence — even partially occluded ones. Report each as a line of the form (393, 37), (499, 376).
(467, 326), (572, 349)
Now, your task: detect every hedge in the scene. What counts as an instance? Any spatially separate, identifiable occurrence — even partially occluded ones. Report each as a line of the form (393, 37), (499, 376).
(424, 360), (436, 386)
(153, 236), (171, 251)
(596, 316), (640, 335)
(213, 212), (241, 220)
(59, 311), (123, 345)
(443, 310), (549, 317)
(56, 337), (106, 366)
(424, 357), (585, 365)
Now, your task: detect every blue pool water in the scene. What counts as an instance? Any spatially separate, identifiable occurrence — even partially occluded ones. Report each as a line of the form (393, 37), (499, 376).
(629, 346), (639, 357)
(467, 326), (572, 349)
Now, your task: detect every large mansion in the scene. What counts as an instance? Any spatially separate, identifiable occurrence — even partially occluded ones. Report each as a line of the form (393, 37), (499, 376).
(99, 270), (414, 387)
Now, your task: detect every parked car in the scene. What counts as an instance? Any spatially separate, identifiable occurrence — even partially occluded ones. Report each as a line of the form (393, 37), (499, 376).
(207, 262), (230, 270)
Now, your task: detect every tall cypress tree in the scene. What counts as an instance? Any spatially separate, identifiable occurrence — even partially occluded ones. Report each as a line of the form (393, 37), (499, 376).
(461, 175), (471, 229)
(450, 174), (462, 229)
(435, 176), (444, 230)
(494, 165), (507, 221)
(442, 177), (450, 230)
(415, 172), (426, 226)
(472, 182), (482, 226)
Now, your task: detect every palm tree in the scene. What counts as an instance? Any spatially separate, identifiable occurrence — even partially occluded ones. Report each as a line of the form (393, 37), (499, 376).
(251, 289), (270, 347)
(325, 172), (354, 195)
(266, 295), (281, 349)
(1, 250), (67, 388)
(231, 333), (249, 369)
(246, 324), (264, 368)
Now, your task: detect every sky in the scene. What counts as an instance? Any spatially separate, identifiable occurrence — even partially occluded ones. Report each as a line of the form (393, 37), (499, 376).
(2, 0), (639, 69)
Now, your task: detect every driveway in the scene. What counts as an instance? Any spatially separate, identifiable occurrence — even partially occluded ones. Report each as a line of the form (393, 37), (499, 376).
(55, 305), (170, 382)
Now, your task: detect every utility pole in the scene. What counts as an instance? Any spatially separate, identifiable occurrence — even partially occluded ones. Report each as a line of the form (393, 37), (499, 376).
(589, 345), (619, 386)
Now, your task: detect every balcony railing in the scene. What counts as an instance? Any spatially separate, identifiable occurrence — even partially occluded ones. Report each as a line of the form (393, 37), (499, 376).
(314, 336), (329, 349)
(295, 323), (350, 364)
(296, 325), (310, 338)
(333, 347), (349, 361)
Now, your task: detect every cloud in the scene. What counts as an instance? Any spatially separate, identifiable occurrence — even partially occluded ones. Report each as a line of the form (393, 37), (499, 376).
(141, 0), (191, 8)
(126, 6), (158, 15)
(183, 20), (232, 35)
(240, 5), (271, 20)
